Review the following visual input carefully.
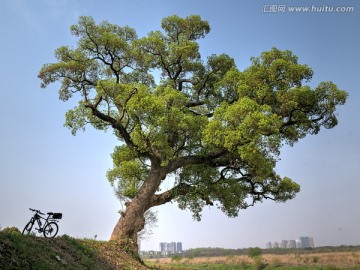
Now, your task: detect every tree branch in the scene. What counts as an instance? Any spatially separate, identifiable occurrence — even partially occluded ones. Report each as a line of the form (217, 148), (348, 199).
(165, 148), (228, 174)
(84, 102), (139, 153)
(149, 182), (213, 208)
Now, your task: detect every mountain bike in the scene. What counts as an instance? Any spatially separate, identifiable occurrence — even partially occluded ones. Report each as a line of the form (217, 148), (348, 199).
(22, 208), (62, 238)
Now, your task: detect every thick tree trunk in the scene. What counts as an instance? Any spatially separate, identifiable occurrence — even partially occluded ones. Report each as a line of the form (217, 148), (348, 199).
(110, 162), (166, 254)
(110, 198), (146, 253)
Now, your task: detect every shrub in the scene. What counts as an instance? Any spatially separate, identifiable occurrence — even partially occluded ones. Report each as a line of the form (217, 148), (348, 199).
(253, 256), (266, 270)
(2, 227), (21, 234)
(270, 257), (283, 267)
(171, 254), (182, 262)
(239, 259), (248, 270)
(248, 247), (262, 258)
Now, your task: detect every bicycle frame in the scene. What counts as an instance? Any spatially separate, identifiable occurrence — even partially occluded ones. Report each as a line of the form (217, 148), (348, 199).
(31, 213), (55, 233)
(22, 208), (60, 238)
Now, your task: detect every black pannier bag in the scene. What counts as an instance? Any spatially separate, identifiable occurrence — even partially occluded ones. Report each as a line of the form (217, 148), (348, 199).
(52, 213), (62, 219)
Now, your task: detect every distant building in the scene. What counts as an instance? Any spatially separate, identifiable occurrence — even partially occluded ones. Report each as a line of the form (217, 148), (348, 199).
(280, 240), (288, 248)
(169, 242), (177, 252)
(159, 242), (183, 253)
(159, 242), (167, 252)
(177, 242), (183, 252)
(309, 238), (315, 248)
(266, 237), (315, 249)
(287, 240), (297, 249)
(299, 236), (314, 248)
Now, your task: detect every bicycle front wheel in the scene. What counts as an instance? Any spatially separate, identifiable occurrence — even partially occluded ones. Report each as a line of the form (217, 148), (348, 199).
(43, 222), (58, 238)
(22, 221), (34, 235)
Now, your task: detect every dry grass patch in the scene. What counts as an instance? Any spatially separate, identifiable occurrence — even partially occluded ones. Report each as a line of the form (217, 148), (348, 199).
(146, 251), (360, 268)
(259, 251), (360, 267)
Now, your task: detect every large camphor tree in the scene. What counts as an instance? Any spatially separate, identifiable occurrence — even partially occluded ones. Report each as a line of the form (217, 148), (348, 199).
(39, 15), (347, 252)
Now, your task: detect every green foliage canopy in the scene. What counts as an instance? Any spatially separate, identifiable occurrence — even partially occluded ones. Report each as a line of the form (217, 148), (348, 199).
(39, 15), (347, 220)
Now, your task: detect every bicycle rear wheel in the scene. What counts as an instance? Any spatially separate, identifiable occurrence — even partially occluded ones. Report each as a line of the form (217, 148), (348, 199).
(43, 222), (58, 238)
(22, 221), (34, 235)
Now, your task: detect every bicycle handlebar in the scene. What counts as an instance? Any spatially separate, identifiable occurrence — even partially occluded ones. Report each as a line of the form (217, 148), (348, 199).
(29, 208), (44, 215)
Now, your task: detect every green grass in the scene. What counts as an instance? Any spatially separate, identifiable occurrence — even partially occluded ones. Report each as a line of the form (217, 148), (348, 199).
(0, 228), (105, 270)
(0, 227), (149, 270)
(148, 261), (360, 270)
(152, 264), (360, 270)
(161, 263), (247, 269)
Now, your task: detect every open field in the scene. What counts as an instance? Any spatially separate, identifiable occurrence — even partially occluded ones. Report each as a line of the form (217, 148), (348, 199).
(2, 227), (359, 269)
(146, 251), (360, 269)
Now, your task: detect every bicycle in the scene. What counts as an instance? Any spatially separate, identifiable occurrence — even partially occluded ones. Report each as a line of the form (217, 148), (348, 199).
(22, 208), (62, 238)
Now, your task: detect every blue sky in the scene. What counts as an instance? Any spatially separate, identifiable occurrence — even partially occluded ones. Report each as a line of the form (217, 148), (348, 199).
(0, 0), (359, 251)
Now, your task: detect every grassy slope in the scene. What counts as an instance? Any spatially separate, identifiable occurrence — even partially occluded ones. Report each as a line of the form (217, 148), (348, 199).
(0, 228), (151, 270)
